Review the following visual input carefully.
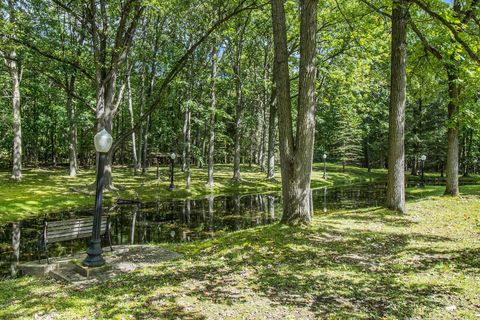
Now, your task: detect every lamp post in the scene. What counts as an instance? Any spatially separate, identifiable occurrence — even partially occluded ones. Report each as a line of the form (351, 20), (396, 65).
(323, 153), (327, 179)
(169, 152), (176, 190)
(420, 154), (426, 188)
(83, 129), (112, 267)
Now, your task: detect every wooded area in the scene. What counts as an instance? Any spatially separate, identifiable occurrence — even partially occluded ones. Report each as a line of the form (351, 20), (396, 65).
(0, 0), (479, 221)
(1, 1), (480, 318)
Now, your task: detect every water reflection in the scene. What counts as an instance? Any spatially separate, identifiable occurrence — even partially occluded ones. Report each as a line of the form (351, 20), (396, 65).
(11, 223), (20, 277)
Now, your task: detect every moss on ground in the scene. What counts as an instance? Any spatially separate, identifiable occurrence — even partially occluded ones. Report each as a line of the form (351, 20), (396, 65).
(1, 191), (480, 319)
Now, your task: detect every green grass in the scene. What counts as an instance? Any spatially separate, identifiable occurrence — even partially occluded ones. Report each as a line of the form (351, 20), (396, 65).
(1, 162), (478, 223)
(0, 163), (390, 223)
(1, 189), (480, 319)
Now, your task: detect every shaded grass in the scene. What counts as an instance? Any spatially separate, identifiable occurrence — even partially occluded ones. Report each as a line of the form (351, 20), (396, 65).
(1, 193), (480, 319)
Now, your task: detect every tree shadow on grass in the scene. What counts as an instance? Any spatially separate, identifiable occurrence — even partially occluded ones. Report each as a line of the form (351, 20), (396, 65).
(0, 208), (475, 319)
(321, 207), (418, 228)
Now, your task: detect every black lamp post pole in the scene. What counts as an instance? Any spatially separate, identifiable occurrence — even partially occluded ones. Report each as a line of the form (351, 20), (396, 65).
(83, 152), (106, 267)
(169, 156), (175, 190)
(323, 157), (326, 179)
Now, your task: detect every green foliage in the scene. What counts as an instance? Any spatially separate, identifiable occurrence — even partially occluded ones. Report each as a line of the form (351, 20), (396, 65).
(0, 0), (478, 182)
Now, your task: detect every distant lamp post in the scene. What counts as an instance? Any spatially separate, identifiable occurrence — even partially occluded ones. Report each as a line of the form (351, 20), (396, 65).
(323, 153), (327, 179)
(83, 129), (112, 267)
(420, 154), (427, 188)
(169, 152), (176, 190)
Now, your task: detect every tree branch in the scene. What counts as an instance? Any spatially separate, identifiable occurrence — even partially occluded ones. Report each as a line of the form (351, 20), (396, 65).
(409, 18), (443, 60)
(410, 0), (480, 64)
(358, 0), (391, 19)
(1, 33), (95, 80)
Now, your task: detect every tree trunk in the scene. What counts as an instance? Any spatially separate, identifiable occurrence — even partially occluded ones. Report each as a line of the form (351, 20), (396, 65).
(271, 0), (317, 225)
(137, 69), (145, 174)
(5, 0), (22, 181)
(67, 76), (78, 177)
(267, 87), (277, 180)
(386, 0), (407, 213)
(259, 98), (268, 171)
(7, 54), (22, 181)
(126, 60), (138, 175)
(232, 35), (243, 181)
(142, 115), (150, 174)
(207, 47), (217, 187)
(444, 63), (460, 196)
(182, 110), (187, 172)
(185, 106), (191, 189)
(89, 0), (142, 190)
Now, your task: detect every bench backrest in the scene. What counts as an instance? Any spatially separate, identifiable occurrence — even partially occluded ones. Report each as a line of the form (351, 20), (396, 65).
(45, 216), (108, 243)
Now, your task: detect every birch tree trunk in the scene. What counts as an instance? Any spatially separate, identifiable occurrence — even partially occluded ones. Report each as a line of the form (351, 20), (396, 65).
(207, 47), (217, 187)
(142, 115), (150, 174)
(5, 0), (22, 181)
(67, 75), (78, 177)
(137, 69), (145, 174)
(232, 23), (245, 182)
(126, 60), (138, 175)
(185, 106), (192, 189)
(7, 54), (22, 181)
(182, 108), (188, 172)
(386, 0), (407, 213)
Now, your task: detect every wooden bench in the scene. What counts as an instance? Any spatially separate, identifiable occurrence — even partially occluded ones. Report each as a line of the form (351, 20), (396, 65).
(37, 216), (112, 263)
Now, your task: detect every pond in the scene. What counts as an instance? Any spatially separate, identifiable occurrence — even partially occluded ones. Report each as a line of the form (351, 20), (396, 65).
(0, 181), (455, 278)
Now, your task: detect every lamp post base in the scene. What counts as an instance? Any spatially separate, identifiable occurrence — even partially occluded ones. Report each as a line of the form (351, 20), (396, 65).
(82, 240), (105, 267)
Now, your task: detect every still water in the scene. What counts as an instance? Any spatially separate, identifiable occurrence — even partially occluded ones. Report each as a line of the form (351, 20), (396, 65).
(0, 182), (435, 277)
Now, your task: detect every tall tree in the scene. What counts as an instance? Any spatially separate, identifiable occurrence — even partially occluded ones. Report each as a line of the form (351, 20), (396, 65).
(409, 0), (479, 195)
(3, 0), (22, 180)
(85, 0), (144, 188)
(386, 0), (407, 213)
(271, 0), (317, 225)
(232, 15), (250, 182)
(266, 86), (277, 180)
(125, 58), (138, 175)
(207, 46), (218, 188)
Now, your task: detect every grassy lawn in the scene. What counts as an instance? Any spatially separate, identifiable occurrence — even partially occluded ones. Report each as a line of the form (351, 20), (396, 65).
(2, 161), (478, 223)
(0, 163), (390, 223)
(1, 188), (479, 319)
